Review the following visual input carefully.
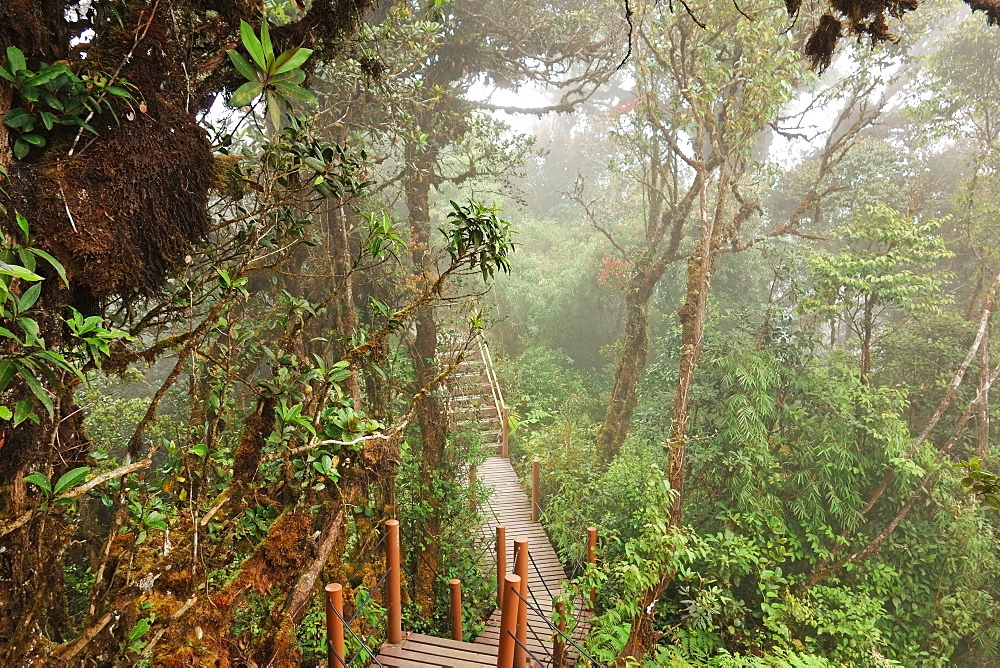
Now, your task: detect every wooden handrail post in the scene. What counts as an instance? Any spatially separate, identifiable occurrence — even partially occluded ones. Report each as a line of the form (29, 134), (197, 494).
(512, 538), (529, 667)
(449, 578), (463, 641)
(501, 406), (510, 458)
(324, 583), (345, 668)
(386, 520), (403, 644)
(496, 525), (506, 609)
(497, 574), (521, 668)
(552, 599), (567, 668)
(587, 526), (597, 611)
(531, 460), (540, 522)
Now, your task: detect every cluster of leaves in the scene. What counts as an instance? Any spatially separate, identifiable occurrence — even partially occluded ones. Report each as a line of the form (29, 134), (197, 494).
(959, 457), (1000, 509)
(440, 200), (515, 280)
(227, 20), (317, 130)
(0, 46), (137, 159)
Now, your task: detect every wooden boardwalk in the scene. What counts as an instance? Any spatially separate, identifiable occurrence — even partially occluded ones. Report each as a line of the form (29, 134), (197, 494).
(374, 455), (591, 666)
(373, 340), (591, 667)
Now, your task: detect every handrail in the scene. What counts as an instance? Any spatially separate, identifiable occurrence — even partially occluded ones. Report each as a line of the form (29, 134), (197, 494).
(478, 336), (506, 416)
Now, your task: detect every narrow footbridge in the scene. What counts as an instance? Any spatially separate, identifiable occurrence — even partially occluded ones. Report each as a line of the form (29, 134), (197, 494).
(323, 339), (597, 667)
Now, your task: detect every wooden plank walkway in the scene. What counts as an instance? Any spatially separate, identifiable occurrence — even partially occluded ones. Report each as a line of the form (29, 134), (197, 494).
(373, 455), (591, 666)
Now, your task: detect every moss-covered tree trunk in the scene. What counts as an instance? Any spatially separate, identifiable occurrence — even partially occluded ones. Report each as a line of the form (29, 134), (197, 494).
(595, 273), (658, 466)
(405, 134), (448, 614)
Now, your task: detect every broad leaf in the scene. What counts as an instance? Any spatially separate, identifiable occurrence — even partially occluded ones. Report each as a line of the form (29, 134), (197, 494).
(0, 261), (42, 281)
(273, 48), (313, 75)
(227, 50), (259, 83)
(228, 81), (262, 108)
(54, 467), (90, 496)
(240, 20), (266, 69)
(5, 46), (26, 74)
(23, 472), (51, 497)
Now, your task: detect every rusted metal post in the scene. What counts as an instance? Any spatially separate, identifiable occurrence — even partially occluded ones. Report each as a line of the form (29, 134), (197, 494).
(531, 460), (540, 522)
(497, 574), (521, 668)
(501, 406), (510, 458)
(513, 538), (529, 667)
(449, 578), (463, 641)
(552, 599), (567, 668)
(496, 525), (506, 609)
(587, 526), (597, 611)
(324, 583), (345, 667)
(386, 519), (403, 644)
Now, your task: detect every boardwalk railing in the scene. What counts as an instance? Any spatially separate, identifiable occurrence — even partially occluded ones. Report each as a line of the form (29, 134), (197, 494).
(322, 516), (600, 666)
(478, 336), (510, 457)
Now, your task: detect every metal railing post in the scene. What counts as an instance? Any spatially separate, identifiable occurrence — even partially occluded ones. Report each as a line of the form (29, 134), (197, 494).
(531, 460), (540, 522)
(587, 526), (597, 611)
(325, 583), (345, 667)
(449, 578), (463, 641)
(496, 525), (506, 609)
(386, 520), (403, 644)
(497, 574), (521, 668)
(512, 538), (529, 667)
(552, 599), (567, 668)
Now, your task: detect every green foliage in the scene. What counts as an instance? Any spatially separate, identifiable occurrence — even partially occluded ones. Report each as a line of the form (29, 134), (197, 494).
(802, 203), (955, 318)
(959, 457), (1000, 509)
(440, 199), (515, 281)
(0, 213), (82, 424)
(0, 46), (137, 159)
(227, 20), (317, 129)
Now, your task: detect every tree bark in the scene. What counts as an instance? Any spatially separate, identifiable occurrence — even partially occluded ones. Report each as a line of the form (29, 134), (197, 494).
(595, 279), (654, 465)
(405, 133), (447, 614)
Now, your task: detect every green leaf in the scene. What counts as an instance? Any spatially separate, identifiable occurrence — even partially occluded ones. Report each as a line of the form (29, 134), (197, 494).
(0, 405), (10, 420)
(53, 467), (90, 495)
(15, 211), (29, 242)
(17, 317), (40, 344)
(13, 139), (30, 160)
(240, 20), (266, 70)
(12, 399), (37, 426)
(128, 618), (151, 643)
(4, 107), (34, 129)
(189, 443), (208, 457)
(272, 48), (313, 75)
(270, 68), (306, 85)
(19, 366), (53, 418)
(17, 282), (42, 312)
(227, 50), (259, 83)
(21, 133), (45, 147)
(24, 472), (52, 497)
(271, 80), (317, 106)
(29, 248), (67, 286)
(228, 81), (262, 108)
(6, 46), (26, 74)
(39, 111), (56, 131)
(260, 21), (273, 67)
(0, 261), (42, 281)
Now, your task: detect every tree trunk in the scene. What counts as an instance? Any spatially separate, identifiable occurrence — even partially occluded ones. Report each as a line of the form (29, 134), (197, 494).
(405, 136), (447, 614)
(595, 279), (654, 466)
(618, 169), (720, 665)
(979, 323), (990, 461)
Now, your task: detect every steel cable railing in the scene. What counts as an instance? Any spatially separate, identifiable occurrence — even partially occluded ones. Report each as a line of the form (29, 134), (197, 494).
(326, 576), (387, 667)
(511, 589), (600, 666)
(346, 532), (388, 584)
(506, 628), (549, 667)
(502, 584), (555, 664)
(507, 585), (601, 667)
